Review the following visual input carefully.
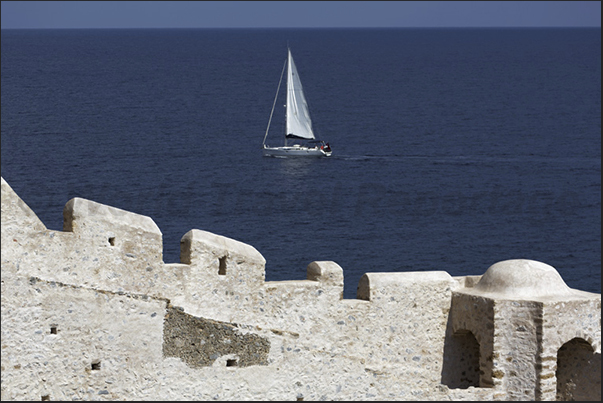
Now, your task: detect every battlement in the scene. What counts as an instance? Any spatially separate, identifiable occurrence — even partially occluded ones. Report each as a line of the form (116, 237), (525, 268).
(1, 176), (600, 401)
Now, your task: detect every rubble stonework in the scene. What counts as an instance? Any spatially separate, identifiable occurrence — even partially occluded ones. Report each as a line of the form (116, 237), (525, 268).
(1, 177), (600, 401)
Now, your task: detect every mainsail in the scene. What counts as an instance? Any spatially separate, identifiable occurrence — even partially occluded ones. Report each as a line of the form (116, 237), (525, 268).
(286, 49), (315, 140)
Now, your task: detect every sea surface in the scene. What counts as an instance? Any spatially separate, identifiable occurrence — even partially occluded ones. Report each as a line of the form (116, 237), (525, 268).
(1, 28), (600, 298)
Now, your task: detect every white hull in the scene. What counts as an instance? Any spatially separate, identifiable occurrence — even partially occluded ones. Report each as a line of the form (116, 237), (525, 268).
(263, 145), (331, 158)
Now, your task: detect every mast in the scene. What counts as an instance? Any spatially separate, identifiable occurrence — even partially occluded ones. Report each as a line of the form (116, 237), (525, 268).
(285, 47), (290, 147)
(263, 57), (287, 148)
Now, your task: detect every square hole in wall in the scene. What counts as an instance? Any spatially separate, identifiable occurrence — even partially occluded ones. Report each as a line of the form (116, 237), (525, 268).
(41, 395), (50, 401)
(50, 325), (57, 334)
(91, 360), (101, 371)
(218, 256), (227, 275)
(226, 358), (237, 367)
(108, 237), (115, 246)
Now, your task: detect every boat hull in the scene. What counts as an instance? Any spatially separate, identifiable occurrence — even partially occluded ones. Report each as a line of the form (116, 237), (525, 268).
(263, 146), (331, 158)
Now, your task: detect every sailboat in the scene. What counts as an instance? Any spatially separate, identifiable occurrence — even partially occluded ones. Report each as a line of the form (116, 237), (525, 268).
(262, 48), (332, 158)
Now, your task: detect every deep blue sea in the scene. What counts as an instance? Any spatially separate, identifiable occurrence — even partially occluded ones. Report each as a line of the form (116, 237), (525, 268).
(1, 28), (600, 298)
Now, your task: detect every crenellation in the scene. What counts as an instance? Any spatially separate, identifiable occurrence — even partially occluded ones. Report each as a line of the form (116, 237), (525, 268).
(1, 177), (46, 235)
(63, 197), (163, 263)
(1, 176), (600, 401)
(357, 270), (455, 303)
(306, 260), (345, 301)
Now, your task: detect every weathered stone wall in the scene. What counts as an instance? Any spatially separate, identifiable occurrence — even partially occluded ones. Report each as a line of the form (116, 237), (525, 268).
(1, 177), (600, 401)
(491, 299), (543, 400)
(1, 269), (167, 401)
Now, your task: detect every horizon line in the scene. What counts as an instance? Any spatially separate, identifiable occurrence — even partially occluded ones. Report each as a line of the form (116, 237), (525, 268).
(2, 25), (601, 30)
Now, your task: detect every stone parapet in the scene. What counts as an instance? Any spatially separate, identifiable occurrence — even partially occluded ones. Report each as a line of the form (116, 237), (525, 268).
(1, 177), (600, 401)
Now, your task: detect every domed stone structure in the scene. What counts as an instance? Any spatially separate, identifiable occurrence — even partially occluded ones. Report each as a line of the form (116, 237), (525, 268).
(472, 259), (574, 299)
(449, 258), (600, 400)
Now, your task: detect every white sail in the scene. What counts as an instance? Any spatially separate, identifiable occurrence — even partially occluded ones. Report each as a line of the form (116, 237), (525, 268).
(286, 49), (315, 140)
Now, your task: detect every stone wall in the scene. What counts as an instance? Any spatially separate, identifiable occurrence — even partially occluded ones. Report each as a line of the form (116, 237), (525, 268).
(1, 177), (600, 401)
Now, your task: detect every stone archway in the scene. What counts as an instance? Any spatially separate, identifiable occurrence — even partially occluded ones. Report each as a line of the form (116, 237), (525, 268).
(441, 329), (481, 389)
(555, 337), (601, 401)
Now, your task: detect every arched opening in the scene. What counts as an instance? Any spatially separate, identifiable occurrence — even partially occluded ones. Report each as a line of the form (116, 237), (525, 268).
(442, 329), (481, 389)
(556, 337), (601, 401)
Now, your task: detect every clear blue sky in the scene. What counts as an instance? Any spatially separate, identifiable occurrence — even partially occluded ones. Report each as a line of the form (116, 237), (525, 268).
(1, 1), (601, 29)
